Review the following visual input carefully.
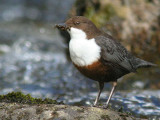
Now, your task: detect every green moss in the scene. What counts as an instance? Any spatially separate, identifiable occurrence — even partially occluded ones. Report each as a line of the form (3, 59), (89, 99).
(118, 106), (124, 113)
(117, 107), (132, 117)
(84, 3), (117, 27)
(0, 92), (63, 105)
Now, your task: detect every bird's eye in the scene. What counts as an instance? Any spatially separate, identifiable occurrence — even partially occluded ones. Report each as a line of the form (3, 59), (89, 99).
(75, 21), (80, 25)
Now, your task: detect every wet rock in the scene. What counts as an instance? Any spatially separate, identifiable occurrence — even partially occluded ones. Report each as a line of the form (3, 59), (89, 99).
(0, 102), (142, 120)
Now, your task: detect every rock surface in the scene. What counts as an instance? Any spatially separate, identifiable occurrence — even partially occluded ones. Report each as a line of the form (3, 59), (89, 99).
(0, 102), (143, 120)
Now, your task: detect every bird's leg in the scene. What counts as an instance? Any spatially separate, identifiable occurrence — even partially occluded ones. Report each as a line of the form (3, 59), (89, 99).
(93, 82), (104, 106)
(103, 81), (117, 109)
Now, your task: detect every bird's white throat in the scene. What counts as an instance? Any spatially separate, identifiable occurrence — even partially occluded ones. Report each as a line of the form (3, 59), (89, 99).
(68, 27), (101, 66)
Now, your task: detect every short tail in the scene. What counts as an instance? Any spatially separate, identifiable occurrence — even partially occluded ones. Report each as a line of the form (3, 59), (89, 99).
(135, 58), (157, 69)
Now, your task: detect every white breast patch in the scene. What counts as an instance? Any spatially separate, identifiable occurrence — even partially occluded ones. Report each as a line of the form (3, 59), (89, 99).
(68, 28), (101, 66)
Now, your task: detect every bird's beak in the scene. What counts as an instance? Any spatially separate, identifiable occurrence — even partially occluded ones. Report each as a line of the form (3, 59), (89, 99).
(55, 23), (70, 31)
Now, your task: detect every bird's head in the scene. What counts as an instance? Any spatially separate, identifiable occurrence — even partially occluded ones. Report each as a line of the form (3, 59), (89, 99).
(55, 16), (101, 39)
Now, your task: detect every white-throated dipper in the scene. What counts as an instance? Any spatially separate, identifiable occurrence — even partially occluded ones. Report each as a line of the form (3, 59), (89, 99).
(55, 16), (156, 108)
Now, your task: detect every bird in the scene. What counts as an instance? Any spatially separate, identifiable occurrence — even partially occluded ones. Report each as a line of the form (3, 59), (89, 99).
(55, 16), (156, 108)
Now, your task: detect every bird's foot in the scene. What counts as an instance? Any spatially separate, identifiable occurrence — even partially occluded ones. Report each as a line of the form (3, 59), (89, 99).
(91, 104), (97, 107)
(91, 104), (109, 109)
(102, 105), (108, 109)
(91, 104), (101, 108)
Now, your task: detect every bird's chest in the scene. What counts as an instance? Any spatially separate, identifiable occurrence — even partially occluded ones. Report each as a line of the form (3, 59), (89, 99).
(74, 60), (109, 81)
(69, 38), (101, 66)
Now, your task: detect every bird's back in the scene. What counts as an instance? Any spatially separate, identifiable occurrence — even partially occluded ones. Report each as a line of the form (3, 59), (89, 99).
(95, 33), (156, 77)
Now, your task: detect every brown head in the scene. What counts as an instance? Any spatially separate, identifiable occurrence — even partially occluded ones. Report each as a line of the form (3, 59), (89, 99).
(55, 16), (101, 39)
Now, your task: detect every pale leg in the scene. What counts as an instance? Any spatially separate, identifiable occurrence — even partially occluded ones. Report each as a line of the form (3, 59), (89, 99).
(104, 81), (117, 108)
(94, 82), (104, 106)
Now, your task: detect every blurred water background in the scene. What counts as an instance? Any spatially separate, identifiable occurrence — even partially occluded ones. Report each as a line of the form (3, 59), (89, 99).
(0, 0), (160, 119)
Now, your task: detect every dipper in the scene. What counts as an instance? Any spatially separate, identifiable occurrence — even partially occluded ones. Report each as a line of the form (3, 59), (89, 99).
(55, 16), (156, 108)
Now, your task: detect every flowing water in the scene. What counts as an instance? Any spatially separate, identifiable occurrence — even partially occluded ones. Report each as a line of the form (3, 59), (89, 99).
(0, 0), (160, 119)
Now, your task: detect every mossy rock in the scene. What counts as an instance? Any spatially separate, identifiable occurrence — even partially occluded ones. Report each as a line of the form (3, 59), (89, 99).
(70, 0), (117, 27)
(0, 92), (62, 105)
(84, 3), (117, 27)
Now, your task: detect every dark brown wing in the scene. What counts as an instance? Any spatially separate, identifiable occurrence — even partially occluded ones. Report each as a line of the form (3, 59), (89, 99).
(95, 35), (136, 72)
